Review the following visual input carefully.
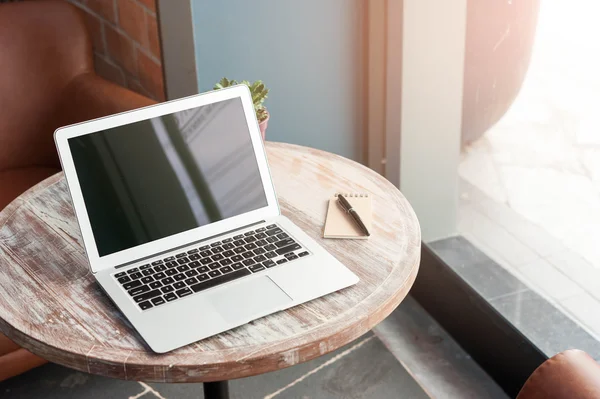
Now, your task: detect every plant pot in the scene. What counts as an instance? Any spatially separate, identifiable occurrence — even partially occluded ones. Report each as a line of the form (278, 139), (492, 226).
(258, 111), (269, 140)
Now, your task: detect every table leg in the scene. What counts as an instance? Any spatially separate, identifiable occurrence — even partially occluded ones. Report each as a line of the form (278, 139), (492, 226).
(203, 381), (229, 399)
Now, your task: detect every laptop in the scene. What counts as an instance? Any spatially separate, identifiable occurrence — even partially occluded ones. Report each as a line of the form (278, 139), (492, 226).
(54, 85), (359, 353)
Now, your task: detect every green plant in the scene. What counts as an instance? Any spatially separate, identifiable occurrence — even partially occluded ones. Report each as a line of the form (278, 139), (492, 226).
(214, 78), (269, 122)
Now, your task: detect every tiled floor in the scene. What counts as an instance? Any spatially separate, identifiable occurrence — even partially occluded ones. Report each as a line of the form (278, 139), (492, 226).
(0, 333), (428, 399)
(458, 0), (600, 343)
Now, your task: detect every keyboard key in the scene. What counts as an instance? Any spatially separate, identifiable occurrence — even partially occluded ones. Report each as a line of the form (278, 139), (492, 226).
(177, 257), (190, 265)
(174, 281), (186, 289)
(255, 233), (266, 239)
(149, 281), (162, 289)
(265, 251), (277, 259)
(185, 269), (198, 277)
(174, 273), (186, 281)
(219, 259), (232, 266)
(154, 265), (166, 272)
(241, 251), (253, 259)
(275, 238), (295, 248)
(212, 246), (224, 253)
(130, 272), (142, 280)
(142, 269), (153, 277)
(223, 250), (235, 257)
(285, 252), (297, 258)
(233, 234), (244, 239)
(185, 277), (198, 285)
(200, 258), (212, 265)
(223, 244), (235, 250)
(164, 256), (175, 262)
(151, 260), (163, 266)
(276, 233), (289, 240)
(265, 244), (277, 251)
(266, 229), (281, 236)
(249, 264), (265, 273)
(211, 241), (222, 247)
(164, 293), (177, 302)
(232, 262), (244, 270)
(161, 285), (174, 293)
(128, 285), (150, 296)
(117, 276), (131, 284)
(299, 251), (310, 257)
(232, 255), (244, 262)
(220, 266), (233, 274)
(208, 270), (221, 278)
(188, 249), (199, 254)
(115, 271), (126, 278)
(243, 259), (255, 266)
(244, 243), (257, 250)
(133, 289), (161, 303)
(161, 277), (175, 285)
(141, 276), (153, 284)
(198, 266), (210, 273)
(189, 261), (201, 268)
(123, 280), (142, 290)
(245, 236), (257, 243)
(139, 301), (153, 310)
(256, 240), (268, 247)
(191, 269), (251, 293)
(176, 252), (187, 258)
(211, 254), (224, 261)
(254, 248), (266, 255)
(200, 250), (212, 257)
(266, 237), (278, 243)
(165, 269), (177, 276)
(127, 267), (139, 274)
(197, 273), (210, 282)
(223, 238), (233, 243)
(276, 244), (302, 255)
(287, 254), (299, 260)
(263, 260), (276, 268)
(166, 261), (179, 268)
(199, 245), (210, 251)
(151, 297), (166, 306)
(234, 240), (245, 247)
(266, 224), (277, 229)
(189, 254), (200, 261)
(244, 231), (254, 236)
(177, 265), (190, 272)
(176, 288), (193, 298)
(208, 262), (221, 270)
(234, 247), (246, 254)
(254, 255), (267, 262)
(277, 259), (288, 264)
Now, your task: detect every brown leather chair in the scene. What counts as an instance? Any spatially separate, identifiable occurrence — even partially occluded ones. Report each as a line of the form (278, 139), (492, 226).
(0, 0), (155, 380)
(517, 350), (600, 399)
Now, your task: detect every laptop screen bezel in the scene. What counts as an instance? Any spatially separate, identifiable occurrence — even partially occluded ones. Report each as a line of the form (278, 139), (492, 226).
(54, 85), (280, 273)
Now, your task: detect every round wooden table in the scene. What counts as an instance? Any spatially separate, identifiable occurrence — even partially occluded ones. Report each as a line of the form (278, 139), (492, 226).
(0, 143), (420, 399)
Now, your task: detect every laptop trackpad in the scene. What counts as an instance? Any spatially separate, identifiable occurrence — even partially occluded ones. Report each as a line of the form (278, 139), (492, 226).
(209, 276), (293, 324)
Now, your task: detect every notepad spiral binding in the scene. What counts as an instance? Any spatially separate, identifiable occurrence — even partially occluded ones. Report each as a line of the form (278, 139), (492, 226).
(334, 193), (370, 198)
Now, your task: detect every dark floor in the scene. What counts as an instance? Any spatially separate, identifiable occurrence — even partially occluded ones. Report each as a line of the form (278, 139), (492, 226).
(0, 333), (428, 399)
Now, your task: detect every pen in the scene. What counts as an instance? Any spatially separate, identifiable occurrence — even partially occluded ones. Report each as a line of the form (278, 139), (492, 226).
(337, 195), (371, 237)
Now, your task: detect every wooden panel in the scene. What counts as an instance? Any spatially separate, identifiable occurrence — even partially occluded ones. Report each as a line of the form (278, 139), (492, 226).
(0, 143), (420, 382)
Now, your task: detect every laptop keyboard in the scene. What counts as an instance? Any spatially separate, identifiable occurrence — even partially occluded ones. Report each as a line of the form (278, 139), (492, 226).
(112, 224), (310, 311)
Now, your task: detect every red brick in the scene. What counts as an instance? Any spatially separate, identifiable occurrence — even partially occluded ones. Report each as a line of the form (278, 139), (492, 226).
(117, 0), (148, 47)
(86, 0), (117, 24)
(80, 12), (105, 54)
(94, 54), (126, 87)
(105, 24), (137, 76)
(137, 49), (165, 101)
(146, 14), (161, 59)
(136, 0), (156, 13)
(125, 76), (151, 98)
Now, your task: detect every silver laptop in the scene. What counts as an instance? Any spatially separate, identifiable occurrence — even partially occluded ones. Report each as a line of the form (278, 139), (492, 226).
(54, 85), (359, 353)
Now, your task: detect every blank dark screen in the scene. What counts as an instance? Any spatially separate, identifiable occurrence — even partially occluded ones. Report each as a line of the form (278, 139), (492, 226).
(69, 98), (268, 257)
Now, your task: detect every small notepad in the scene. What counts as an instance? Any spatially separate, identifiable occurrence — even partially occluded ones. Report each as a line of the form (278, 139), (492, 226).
(323, 193), (372, 239)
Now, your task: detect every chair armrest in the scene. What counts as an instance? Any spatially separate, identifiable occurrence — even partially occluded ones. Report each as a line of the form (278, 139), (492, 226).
(517, 350), (600, 399)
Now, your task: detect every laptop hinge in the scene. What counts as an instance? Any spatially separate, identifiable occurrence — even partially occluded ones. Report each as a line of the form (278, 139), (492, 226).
(114, 220), (267, 270)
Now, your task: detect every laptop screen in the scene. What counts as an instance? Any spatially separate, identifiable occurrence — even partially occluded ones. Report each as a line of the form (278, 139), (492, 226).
(68, 98), (268, 257)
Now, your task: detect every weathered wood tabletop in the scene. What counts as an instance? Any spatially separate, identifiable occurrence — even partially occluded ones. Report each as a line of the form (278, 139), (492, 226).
(0, 142), (420, 383)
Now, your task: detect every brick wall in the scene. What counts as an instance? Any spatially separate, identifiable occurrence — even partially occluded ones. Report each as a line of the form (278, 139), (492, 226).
(68, 0), (165, 101)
